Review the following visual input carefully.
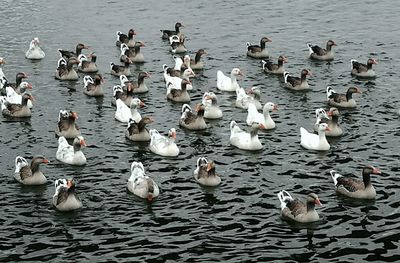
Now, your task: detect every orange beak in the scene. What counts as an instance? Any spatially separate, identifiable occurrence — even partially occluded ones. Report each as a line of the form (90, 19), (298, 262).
(315, 199), (322, 206)
(42, 158), (50, 164)
(206, 162), (214, 172)
(325, 126), (331, 132)
(139, 101), (145, 108)
(67, 180), (73, 189)
(171, 131), (177, 139)
(27, 83), (33, 89)
(356, 87), (362, 93)
(71, 112), (78, 119)
(273, 104), (278, 111)
(80, 139), (87, 147)
(147, 193), (154, 202)
(372, 167), (381, 174)
(259, 123), (266, 129)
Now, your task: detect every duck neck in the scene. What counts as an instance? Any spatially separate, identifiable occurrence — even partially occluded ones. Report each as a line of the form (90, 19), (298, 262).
(134, 46), (141, 54)
(91, 55), (97, 63)
(137, 119), (147, 131)
(306, 200), (316, 212)
(16, 76), (23, 87)
(67, 61), (75, 70)
(331, 115), (339, 123)
(230, 74), (238, 85)
(208, 167), (216, 177)
(367, 62), (373, 70)
(21, 96), (30, 106)
(124, 61), (130, 67)
(362, 169), (372, 187)
(197, 108), (205, 117)
(73, 143), (81, 153)
(260, 40), (266, 50)
(175, 24), (180, 33)
(326, 43), (332, 51)
(138, 75), (145, 86)
(130, 106), (138, 116)
(318, 130), (327, 144)
(195, 52), (202, 63)
(346, 90), (353, 101)
(300, 73), (307, 83)
(250, 127), (259, 138)
(76, 46), (83, 56)
(30, 160), (40, 173)
(278, 59), (283, 67)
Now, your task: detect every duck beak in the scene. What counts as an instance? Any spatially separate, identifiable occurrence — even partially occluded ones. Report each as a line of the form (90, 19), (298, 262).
(356, 87), (362, 93)
(140, 42), (146, 47)
(139, 101), (145, 108)
(325, 126), (331, 132)
(273, 104), (278, 111)
(327, 111), (333, 117)
(171, 131), (177, 139)
(259, 123), (266, 129)
(42, 158), (50, 164)
(80, 139), (87, 147)
(284, 57), (289, 63)
(307, 71), (312, 76)
(206, 162), (214, 172)
(71, 111), (78, 119)
(372, 167), (381, 174)
(67, 180), (73, 189)
(27, 83), (33, 89)
(29, 95), (36, 102)
(372, 59), (378, 64)
(315, 199), (322, 206)
(147, 193), (154, 202)
(145, 72), (151, 78)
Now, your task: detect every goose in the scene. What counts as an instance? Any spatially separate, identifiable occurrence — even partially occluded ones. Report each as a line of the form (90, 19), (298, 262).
(116, 29), (136, 48)
(217, 68), (243, 92)
(83, 74), (104, 97)
(351, 58), (377, 78)
(190, 49), (207, 70)
(326, 86), (361, 108)
(261, 56), (288, 74)
(202, 92), (223, 119)
(246, 37), (272, 58)
(167, 79), (191, 103)
(229, 121), (264, 151)
(1, 93), (34, 118)
(56, 136), (87, 166)
(283, 69), (311, 90)
(194, 157), (221, 187)
(52, 179), (82, 212)
(277, 190), (321, 223)
(170, 34), (187, 54)
(246, 102), (277, 130)
(5, 82), (34, 108)
(55, 57), (79, 80)
(313, 108), (343, 137)
(128, 162), (159, 201)
(14, 155), (49, 185)
(300, 123), (330, 151)
(130, 41), (145, 63)
(330, 166), (381, 199)
(0, 57), (7, 81)
(111, 85), (124, 106)
(3, 72), (28, 92)
(307, 40), (336, 61)
(119, 74), (135, 106)
(236, 86), (262, 110)
(58, 43), (89, 59)
(77, 53), (98, 73)
(25, 37), (45, 60)
(110, 59), (132, 77)
(179, 104), (207, 130)
(119, 43), (134, 62)
(161, 22), (184, 39)
(129, 72), (151, 94)
(55, 110), (80, 138)
(115, 97), (144, 123)
(164, 64), (195, 91)
(125, 117), (153, 141)
(149, 128), (179, 157)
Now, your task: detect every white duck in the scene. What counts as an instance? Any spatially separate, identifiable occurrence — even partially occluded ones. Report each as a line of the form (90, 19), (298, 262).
(300, 123), (330, 151)
(149, 128), (179, 157)
(25, 37), (45, 60)
(217, 68), (243, 92)
(53, 179), (82, 212)
(5, 82), (34, 108)
(115, 98), (144, 123)
(56, 136), (87, 166)
(246, 102), (277, 130)
(202, 92), (223, 119)
(230, 121), (265, 151)
(235, 86), (262, 110)
(127, 161), (160, 202)
(163, 64), (195, 91)
(194, 157), (221, 187)
(14, 155), (49, 185)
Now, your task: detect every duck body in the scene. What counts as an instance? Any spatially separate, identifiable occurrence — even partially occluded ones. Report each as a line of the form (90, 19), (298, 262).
(230, 121), (264, 151)
(115, 98), (144, 123)
(277, 190), (321, 223)
(78, 54), (98, 73)
(236, 86), (262, 110)
(202, 92), (223, 119)
(261, 56), (287, 74)
(56, 136), (87, 166)
(246, 37), (272, 59)
(161, 22), (184, 39)
(14, 155), (49, 185)
(25, 38), (45, 60)
(149, 128), (179, 157)
(170, 35), (187, 54)
(58, 43), (89, 59)
(246, 102), (277, 130)
(351, 59), (377, 78)
(194, 157), (221, 187)
(110, 60), (132, 77)
(307, 40), (336, 61)
(179, 104), (207, 130)
(1, 93), (33, 118)
(326, 86), (361, 108)
(284, 69), (311, 91)
(5, 83), (34, 108)
(167, 79), (191, 103)
(128, 162), (159, 201)
(53, 179), (82, 212)
(55, 57), (79, 81)
(116, 29), (136, 48)
(125, 117), (153, 141)
(55, 110), (80, 138)
(300, 123), (330, 151)
(217, 68), (243, 92)
(190, 49), (207, 70)
(83, 74), (104, 97)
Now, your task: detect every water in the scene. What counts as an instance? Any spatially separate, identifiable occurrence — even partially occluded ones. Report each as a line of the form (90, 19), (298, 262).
(0, 0), (399, 262)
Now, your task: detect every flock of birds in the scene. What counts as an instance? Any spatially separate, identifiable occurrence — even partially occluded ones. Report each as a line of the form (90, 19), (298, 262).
(0, 22), (383, 223)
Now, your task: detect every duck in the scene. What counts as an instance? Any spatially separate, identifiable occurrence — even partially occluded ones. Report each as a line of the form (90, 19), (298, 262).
(58, 43), (89, 59)
(125, 117), (153, 141)
(116, 29), (136, 48)
(246, 37), (272, 58)
(194, 157), (221, 187)
(326, 86), (361, 108)
(56, 136), (87, 166)
(130, 72), (150, 94)
(5, 82), (34, 108)
(149, 128), (179, 157)
(190, 49), (207, 70)
(110, 59), (132, 77)
(202, 92), (223, 119)
(111, 85), (124, 106)
(77, 53), (98, 73)
(130, 41), (145, 63)
(52, 179), (82, 212)
(167, 79), (191, 103)
(3, 72), (28, 92)
(217, 68), (243, 92)
(246, 102), (277, 130)
(161, 22), (184, 39)
(55, 57), (79, 80)
(261, 55), (288, 74)
(170, 34), (187, 54)
(164, 64), (195, 91)
(128, 162), (159, 202)
(119, 43), (135, 62)
(236, 86), (262, 110)
(179, 104), (207, 130)
(351, 58), (377, 78)
(118, 74), (135, 106)
(330, 166), (381, 199)
(313, 108), (343, 137)
(55, 110), (80, 138)
(277, 190), (321, 223)
(283, 69), (311, 90)
(83, 74), (104, 97)
(115, 97), (144, 123)
(1, 93), (34, 118)
(307, 40), (336, 61)
(0, 57), (7, 81)
(229, 121), (264, 151)
(300, 123), (330, 151)
(14, 155), (49, 185)
(25, 37), (45, 60)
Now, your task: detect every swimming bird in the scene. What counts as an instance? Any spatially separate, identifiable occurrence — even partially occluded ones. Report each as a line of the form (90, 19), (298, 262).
(83, 74), (104, 97)
(351, 58), (377, 78)
(246, 102), (277, 130)
(179, 104), (207, 130)
(149, 128), (179, 157)
(55, 57), (79, 80)
(194, 157), (221, 187)
(236, 86), (262, 110)
(161, 22), (184, 39)
(55, 110), (80, 138)
(58, 43), (89, 59)
(330, 166), (381, 199)
(116, 29), (136, 48)
(170, 34), (187, 54)
(56, 136), (87, 166)
(115, 97), (144, 123)
(167, 79), (191, 103)
(326, 86), (361, 108)
(77, 53), (98, 73)
(125, 117), (153, 141)
(277, 190), (321, 223)
(190, 49), (207, 70)
(1, 93), (34, 118)
(130, 41), (145, 63)
(53, 179), (82, 211)
(202, 92), (223, 119)
(261, 56), (288, 74)
(0, 57), (7, 81)
(5, 82), (33, 108)
(246, 37), (272, 58)
(300, 123), (330, 151)
(313, 108), (343, 137)
(217, 68), (243, 92)
(110, 59), (132, 77)
(128, 161), (159, 201)
(14, 155), (49, 185)
(283, 69), (311, 90)
(307, 40), (336, 61)
(229, 121), (264, 151)
(25, 37), (45, 60)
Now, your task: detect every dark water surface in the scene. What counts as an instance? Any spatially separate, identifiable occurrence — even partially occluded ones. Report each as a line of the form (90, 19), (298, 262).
(0, 0), (399, 262)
